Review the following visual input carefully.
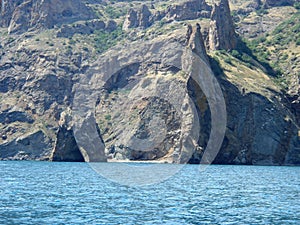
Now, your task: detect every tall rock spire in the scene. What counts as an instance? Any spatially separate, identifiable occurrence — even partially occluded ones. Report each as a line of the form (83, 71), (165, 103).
(186, 23), (209, 64)
(208, 0), (237, 51)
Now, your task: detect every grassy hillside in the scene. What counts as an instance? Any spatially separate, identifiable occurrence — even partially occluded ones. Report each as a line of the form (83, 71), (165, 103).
(246, 11), (300, 91)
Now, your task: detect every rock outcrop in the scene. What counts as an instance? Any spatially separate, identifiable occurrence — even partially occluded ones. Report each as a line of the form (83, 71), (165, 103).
(57, 19), (117, 38)
(208, 0), (238, 50)
(0, 0), (23, 27)
(212, 80), (300, 165)
(123, 0), (212, 30)
(3, 0), (95, 34)
(0, 130), (53, 160)
(50, 109), (84, 162)
(164, 0), (211, 21)
(186, 23), (209, 64)
(123, 5), (152, 30)
(50, 108), (107, 162)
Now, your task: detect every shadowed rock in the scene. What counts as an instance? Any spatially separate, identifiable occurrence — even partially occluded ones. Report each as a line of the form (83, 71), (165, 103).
(51, 109), (107, 162)
(264, 0), (295, 8)
(50, 109), (85, 162)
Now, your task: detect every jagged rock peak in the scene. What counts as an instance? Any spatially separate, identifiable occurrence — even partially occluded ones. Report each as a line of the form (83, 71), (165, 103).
(208, 0), (237, 51)
(122, 4), (152, 30)
(186, 23), (209, 64)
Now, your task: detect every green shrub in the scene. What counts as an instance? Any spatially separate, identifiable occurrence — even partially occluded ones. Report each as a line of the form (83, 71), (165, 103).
(294, 2), (300, 10)
(104, 6), (126, 19)
(105, 114), (111, 121)
(256, 8), (268, 16)
(69, 39), (76, 45)
(231, 50), (240, 58)
(224, 57), (232, 65)
(94, 26), (125, 53)
(281, 54), (288, 61)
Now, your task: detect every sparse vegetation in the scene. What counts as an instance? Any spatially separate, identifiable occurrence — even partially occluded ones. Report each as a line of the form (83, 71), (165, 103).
(294, 2), (300, 10)
(241, 11), (300, 90)
(104, 6), (127, 19)
(105, 114), (112, 121)
(256, 8), (268, 16)
(93, 26), (125, 53)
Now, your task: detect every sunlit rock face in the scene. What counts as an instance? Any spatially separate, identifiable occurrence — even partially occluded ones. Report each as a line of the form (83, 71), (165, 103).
(208, 0), (238, 51)
(0, 0), (95, 34)
(0, 0), (299, 165)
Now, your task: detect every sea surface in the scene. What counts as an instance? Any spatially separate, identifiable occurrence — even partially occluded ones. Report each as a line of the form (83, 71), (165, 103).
(0, 161), (299, 224)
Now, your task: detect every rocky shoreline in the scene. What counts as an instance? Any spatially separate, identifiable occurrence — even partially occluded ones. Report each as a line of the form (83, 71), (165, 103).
(0, 0), (299, 165)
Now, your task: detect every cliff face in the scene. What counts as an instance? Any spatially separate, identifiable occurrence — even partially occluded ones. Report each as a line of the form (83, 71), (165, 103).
(0, 0), (299, 165)
(215, 80), (299, 165)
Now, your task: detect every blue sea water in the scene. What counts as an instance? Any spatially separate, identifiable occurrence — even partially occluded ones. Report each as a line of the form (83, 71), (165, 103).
(0, 161), (299, 224)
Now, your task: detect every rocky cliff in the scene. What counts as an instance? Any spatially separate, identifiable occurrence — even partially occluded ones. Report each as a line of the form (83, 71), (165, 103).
(1, 0), (95, 34)
(0, 0), (299, 165)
